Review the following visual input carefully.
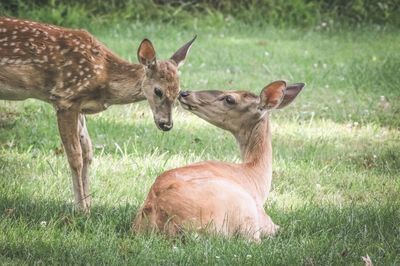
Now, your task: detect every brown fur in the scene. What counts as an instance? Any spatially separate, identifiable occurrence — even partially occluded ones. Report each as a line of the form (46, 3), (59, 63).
(0, 16), (195, 211)
(133, 81), (305, 241)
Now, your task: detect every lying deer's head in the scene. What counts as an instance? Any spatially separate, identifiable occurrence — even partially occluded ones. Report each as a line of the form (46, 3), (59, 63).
(178, 80), (304, 133)
(137, 36), (196, 131)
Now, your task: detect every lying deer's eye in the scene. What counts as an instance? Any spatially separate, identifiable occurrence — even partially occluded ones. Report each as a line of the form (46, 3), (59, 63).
(154, 87), (163, 98)
(225, 95), (236, 105)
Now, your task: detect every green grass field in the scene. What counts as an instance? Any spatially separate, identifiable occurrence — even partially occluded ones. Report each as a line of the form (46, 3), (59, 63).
(1, 21), (399, 265)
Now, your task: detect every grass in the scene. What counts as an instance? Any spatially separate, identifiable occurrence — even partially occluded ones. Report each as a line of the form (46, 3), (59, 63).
(1, 20), (399, 265)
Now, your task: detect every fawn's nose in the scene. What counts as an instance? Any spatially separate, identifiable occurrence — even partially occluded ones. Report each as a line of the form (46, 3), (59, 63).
(179, 91), (190, 98)
(158, 121), (173, 131)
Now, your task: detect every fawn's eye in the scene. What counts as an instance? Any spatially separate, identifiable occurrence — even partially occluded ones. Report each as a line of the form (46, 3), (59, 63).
(154, 87), (163, 98)
(225, 95), (236, 105)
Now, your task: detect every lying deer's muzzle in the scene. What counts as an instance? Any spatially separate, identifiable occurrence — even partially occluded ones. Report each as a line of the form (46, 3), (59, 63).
(178, 90), (222, 110)
(178, 91), (195, 110)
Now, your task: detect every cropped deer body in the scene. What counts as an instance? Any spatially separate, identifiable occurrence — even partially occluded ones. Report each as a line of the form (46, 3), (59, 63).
(133, 80), (304, 241)
(0, 17), (195, 212)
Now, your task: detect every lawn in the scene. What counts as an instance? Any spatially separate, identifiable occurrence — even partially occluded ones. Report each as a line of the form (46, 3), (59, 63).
(0, 21), (399, 265)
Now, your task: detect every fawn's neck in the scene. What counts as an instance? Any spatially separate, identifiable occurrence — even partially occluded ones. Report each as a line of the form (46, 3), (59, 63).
(235, 115), (273, 202)
(104, 55), (147, 105)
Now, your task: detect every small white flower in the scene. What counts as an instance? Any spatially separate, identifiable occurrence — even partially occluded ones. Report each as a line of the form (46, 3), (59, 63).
(246, 254), (252, 258)
(40, 221), (47, 227)
(215, 256), (220, 259)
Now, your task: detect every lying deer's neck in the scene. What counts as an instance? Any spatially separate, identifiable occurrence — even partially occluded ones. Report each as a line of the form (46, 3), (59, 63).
(235, 115), (272, 202)
(105, 55), (147, 105)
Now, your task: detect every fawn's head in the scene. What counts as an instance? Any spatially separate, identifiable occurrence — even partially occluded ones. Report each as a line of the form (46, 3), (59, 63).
(178, 80), (304, 133)
(137, 36), (196, 131)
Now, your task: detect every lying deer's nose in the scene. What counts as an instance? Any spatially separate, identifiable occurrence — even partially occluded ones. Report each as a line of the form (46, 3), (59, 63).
(180, 91), (190, 97)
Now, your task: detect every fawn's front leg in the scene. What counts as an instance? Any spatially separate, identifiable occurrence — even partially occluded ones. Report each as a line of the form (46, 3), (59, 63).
(57, 110), (88, 212)
(78, 114), (93, 209)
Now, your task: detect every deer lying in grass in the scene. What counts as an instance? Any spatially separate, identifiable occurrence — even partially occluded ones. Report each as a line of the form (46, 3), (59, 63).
(133, 80), (304, 241)
(0, 17), (195, 212)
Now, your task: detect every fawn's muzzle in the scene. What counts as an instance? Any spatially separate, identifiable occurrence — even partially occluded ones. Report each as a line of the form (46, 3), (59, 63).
(158, 121), (173, 131)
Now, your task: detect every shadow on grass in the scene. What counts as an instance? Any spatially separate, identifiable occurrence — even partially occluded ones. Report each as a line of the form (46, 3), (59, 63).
(1, 102), (399, 179)
(1, 194), (399, 265)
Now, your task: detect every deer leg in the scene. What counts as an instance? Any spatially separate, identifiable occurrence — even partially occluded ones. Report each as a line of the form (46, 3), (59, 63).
(56, 110), (88, 212)
(258, 207), (280, 237)
(78, 114), (93, 209)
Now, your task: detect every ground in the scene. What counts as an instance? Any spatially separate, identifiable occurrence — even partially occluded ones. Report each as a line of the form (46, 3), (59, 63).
(0, 22), (399, 265)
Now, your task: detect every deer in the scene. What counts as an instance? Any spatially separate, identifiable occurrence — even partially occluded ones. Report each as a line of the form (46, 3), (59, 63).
(133, 80), (304, 242)
(0, 16), (196, 212)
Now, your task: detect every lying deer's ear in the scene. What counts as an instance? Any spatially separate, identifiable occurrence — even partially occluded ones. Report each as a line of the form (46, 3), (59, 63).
(170, 35), (197, 68)
(137, 39), (157, 68)
(277, 83), (305, 109)
(259, 80), (287, 110)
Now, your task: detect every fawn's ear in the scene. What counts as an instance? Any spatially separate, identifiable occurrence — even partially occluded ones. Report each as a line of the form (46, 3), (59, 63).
(259, 80), (287, 110)
(170, 35), (197, 68)
(137, 39), (156, 68)
(277, 83), (305, 109)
